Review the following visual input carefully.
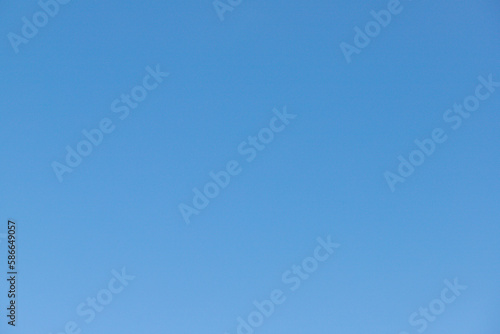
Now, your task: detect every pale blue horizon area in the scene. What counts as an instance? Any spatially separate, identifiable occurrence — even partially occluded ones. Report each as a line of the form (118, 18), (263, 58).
(0, 0), (499, 333)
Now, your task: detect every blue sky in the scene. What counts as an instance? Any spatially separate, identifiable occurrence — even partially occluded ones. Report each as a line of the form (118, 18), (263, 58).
(0, 0), (499, 333)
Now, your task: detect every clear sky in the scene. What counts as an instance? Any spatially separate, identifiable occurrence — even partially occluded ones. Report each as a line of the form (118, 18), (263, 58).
(0, 0), (499, 333)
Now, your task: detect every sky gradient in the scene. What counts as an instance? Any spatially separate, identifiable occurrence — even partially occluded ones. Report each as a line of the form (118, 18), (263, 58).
(0, 0), (499, 333)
